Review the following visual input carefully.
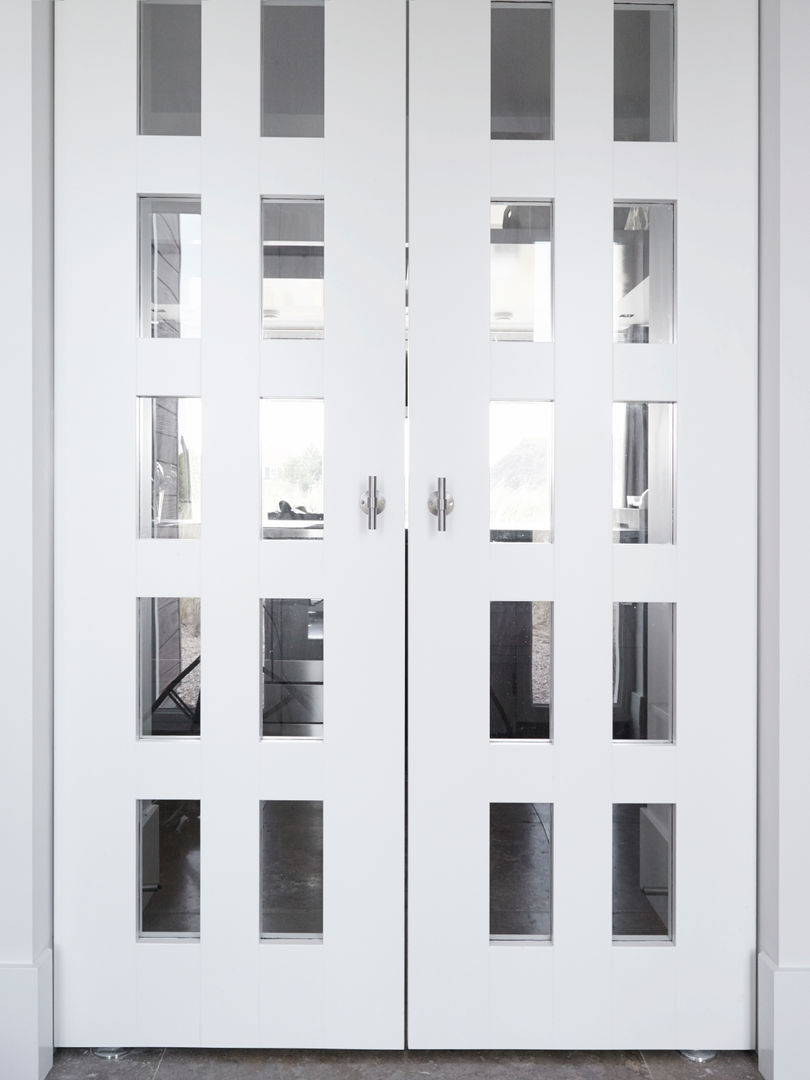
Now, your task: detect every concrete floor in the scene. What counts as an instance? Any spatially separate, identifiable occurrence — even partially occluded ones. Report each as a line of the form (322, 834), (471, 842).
(47, 1048), (763, 1080)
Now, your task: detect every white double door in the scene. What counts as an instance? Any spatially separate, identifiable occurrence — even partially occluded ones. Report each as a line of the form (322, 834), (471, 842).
(55, 0), (757, 1051)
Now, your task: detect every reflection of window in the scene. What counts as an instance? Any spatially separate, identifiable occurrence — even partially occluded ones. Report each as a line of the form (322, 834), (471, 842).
(139, 197), (201, 338)
(138, 397), (202, 539)
(137, 597), (201, 737)
(613, 202), (674, 343)
(260, 399), (324, 538)
(261, 599), (324, 737)
(490, 401), (554, 542)
(490, 202), (552, 341)
(261, 199), (324, 338)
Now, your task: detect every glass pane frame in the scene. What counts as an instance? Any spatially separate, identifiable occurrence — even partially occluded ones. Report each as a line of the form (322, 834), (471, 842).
(612, 802), (675, 943)
(491, 1), (554, 142)
(613, 1), (676, 143)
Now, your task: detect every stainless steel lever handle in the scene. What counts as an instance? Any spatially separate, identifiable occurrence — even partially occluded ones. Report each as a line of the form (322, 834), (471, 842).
(360, 475), (386, 530)
(428, 477), (454, 532)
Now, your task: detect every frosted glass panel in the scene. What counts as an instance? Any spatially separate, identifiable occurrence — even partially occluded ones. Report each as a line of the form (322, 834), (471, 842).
(261, 0), (324, 137)
(491, 202), (552, 341)
(491, 2), (552, 140)
(490, 401), (553, 542)
(139, 2), (201, 136)
(137, 397), (202, 539)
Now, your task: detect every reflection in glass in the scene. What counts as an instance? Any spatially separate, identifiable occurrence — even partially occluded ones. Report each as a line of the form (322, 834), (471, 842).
(490, 803), (552, 939)
(261, 399), (324, 538)
(613, 803), (673, 940)
(614, 4), (675, 142)
(138, 799), (200, 937)
(491, 602), (551, 739)
(261, 0), (324, 137)
(139, 197), (201, 338)
(138, 2), (201, 136)
(261, 800), (323, 937)
(613, 603), (674, 741)
(491, 202), (552, 341)
(261, 599), (323, 737)
(262, 199), (324, 338)
(613, 203), (674, 343)
(138, 397), (202, 539)
(138, 598), (201, 737)
(490, 401), (553, 542)
(612, 402), (674, 544)
(491, 2), (552, 140)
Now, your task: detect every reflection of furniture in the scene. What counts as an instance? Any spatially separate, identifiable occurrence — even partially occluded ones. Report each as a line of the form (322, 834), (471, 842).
(264, 501), (324, 541)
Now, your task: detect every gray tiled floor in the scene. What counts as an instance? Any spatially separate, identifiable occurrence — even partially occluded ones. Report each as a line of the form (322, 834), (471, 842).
(48, 1048), (762, 1080)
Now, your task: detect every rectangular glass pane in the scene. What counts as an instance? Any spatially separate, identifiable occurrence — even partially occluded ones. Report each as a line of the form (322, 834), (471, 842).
(490, 803), (552, 939)
(139, 197), (201, 338)
(137, 397), (202, 539)
(613, 803), (674, 940)
(138, 799), (200, 937)
(138, 1), (201, 136)
(261, 800), (323, 937)
(261, 399), (324, 538)
(261, 0), (324, 138)
(262, 199), (324, 338)
(612, 402), (675, 544)
(261, 598), (323, 737)
(490, 401), (553, 542)
(613, 202), (674, 343)
(138, 598), (201, 737)
(491, 2), (552, 140)
(614, 4), (675, 142)
(613, 602), (674, 741)
(491, 202), (552, 341)
(491, 601), (552, 739)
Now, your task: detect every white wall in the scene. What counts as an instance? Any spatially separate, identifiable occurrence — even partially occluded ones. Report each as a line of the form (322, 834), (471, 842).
(758, 1), (810, 1077)
(0, 2), (54, 1078)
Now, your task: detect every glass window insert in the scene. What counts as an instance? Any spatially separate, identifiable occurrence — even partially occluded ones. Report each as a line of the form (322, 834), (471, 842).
(261, 199), (324, 338)
(138, 799), (200, 937)
(138, 397), (202, 539)
(138, 1), (201, 136)
(491, 2), (553, 140)
(261, 598), (324, 737)
(612, 803), (674, 940)
(613, 602), (674, 741)
(490, 401), (553, 542)
(260, 399), (324, 538)
(490, 201), (552, 341)
(261, 0), (325, 137)
(612, 402), (675, 544)
(491, 601), (552, 739)
(261, 800), (324, 938)
(139, 197), (201, 338)
(614, 4), (675, 142)
(490, 803), (553, 940)
(138, 597), (201, 737)
(613, 202), (674, 343)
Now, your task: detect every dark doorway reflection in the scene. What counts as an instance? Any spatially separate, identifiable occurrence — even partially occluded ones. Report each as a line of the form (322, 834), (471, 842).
(139, 799), (200, 937)
(612, 803), (673, 940)
(613, 602), (675, 741)
(261, 800), (323, 937)
(490, 601), (551, 739)
(137, 597), (201, 737)
(490, 802), (552, 939)
(262, 599), (324, 737)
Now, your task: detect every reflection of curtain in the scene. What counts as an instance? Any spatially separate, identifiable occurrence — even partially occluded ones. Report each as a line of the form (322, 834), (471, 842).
(624, 403), (648, 498)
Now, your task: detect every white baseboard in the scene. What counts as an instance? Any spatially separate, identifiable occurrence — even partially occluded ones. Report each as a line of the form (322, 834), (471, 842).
(0, 951), (53, 1080)
(758, 951), (810, 1080)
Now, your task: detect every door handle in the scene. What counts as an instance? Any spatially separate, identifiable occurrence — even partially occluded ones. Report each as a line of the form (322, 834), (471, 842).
(360, 475), (386, 530)
(428, 477), (454, 532)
